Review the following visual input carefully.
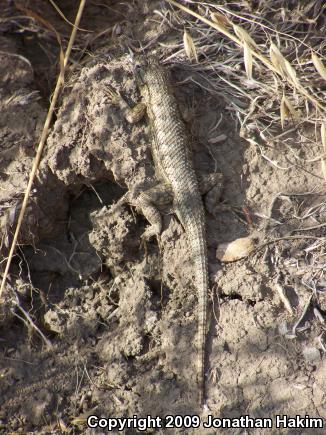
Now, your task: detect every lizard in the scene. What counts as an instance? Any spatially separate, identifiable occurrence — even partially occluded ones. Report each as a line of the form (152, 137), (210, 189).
(106, 54), (223, 405)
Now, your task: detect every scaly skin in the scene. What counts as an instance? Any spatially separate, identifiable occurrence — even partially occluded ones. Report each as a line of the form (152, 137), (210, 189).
(137, 56), (208, 405)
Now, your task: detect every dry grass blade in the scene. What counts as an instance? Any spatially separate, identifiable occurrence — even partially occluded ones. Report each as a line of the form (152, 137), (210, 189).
(321, 124), (326, 150)
(167, 0), (278, 72)
(233, 24), (257, 49)
(58, 418), (70, 433)
(269, 42), (285, 77)
(280, 96), (287, 130)
(280, 94), (299, 129)
(312, 52), (326, 81)
(71, 407), (98, 427)
(166, 0), (326, 114)
(14, 3), (65, 79)
(48, 0), (90, 31)
(15, 3), (62, 44)
(12, 290), (52, 348)
(275, 283), (293, 314)
(0, 0), (87, 300)
(284, 59), (300, 87)
(183, 30), (198, 62)
(166, 1), (282, 75)
(321, 124), (326, 181)
(243, 41), (253, 80)
(210, 11), (230, 29)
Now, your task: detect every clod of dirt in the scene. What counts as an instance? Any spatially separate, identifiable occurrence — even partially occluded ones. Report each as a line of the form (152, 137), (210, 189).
(302, 346), (321, 363)
(21, 389), (54, 425)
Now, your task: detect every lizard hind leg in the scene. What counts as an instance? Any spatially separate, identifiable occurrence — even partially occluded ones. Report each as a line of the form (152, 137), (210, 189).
(197, 172), (224, 215)
(134, 183), (174, 241)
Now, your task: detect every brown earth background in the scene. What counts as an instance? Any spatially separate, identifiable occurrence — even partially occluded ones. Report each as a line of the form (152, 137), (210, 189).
(1, 0), (326, 433)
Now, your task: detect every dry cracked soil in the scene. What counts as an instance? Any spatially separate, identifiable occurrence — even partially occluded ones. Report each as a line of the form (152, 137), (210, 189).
(0, 1), (326, 434)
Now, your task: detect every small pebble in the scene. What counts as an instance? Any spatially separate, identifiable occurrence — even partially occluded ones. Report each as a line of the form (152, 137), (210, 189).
(216, 237), (255, 262)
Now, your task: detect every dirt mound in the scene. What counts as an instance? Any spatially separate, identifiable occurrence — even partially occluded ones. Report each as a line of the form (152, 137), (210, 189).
(1, 1), (326, 433)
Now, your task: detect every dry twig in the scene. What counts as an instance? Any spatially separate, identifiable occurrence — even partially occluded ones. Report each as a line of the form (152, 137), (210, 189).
(0, 0), (86, 299)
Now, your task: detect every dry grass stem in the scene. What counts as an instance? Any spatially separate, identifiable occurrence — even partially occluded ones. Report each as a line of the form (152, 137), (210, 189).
(280, 94), (299, 129)
(321, 124), (326, 180)
(167, 0), (326, 114)
(0, 0), (86, 300)
(243, 41), (253, 80)
(164, 0), (326, 195)
(48, 0), (90, 32)
(275, 283), (293, 314)
(210, 11), (230, 29)
(166, 0), (326, 129)
(183, 30), (198, 62)
(312, 53), (326, 81)
(12, 291), (52, 348)
(233, 24), (257, 49)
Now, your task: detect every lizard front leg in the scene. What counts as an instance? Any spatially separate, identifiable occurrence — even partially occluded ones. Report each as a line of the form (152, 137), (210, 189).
(105, 84), (174, 240)
(131, 183), (174, 241)
(105, 84), (146, 124)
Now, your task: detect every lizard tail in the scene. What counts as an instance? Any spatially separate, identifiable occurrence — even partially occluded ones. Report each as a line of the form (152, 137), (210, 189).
(186, 219), (208, 406)
(197, 251), (208, 406)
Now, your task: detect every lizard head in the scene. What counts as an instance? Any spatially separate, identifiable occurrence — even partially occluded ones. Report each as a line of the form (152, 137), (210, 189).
(132, 55), (163, 84)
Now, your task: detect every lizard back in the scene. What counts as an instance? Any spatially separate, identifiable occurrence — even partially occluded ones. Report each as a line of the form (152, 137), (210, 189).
(136, 56), (209, 405)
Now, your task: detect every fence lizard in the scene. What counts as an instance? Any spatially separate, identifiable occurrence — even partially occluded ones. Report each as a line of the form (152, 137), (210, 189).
(106, 55), (223, 405)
